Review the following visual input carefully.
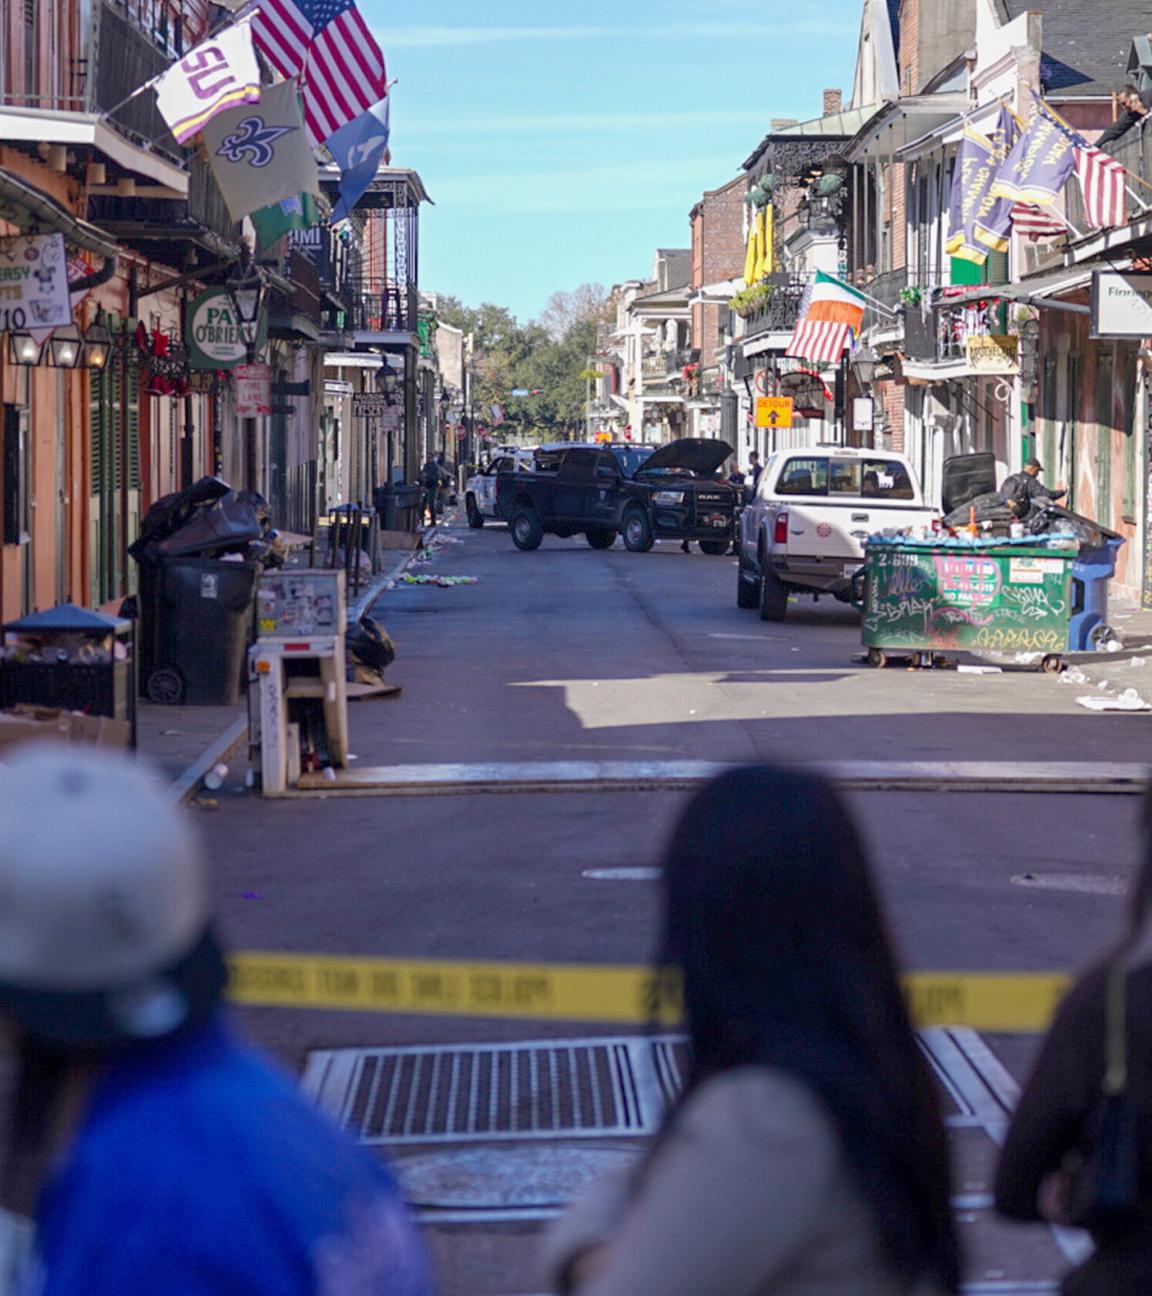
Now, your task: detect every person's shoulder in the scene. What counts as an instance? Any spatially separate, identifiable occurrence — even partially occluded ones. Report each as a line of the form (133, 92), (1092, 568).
(679, 1067), (837, 1149)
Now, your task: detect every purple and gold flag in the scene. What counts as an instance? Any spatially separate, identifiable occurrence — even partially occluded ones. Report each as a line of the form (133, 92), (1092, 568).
(989, 97), (1077, 208)
(946, 108), (1018, 265)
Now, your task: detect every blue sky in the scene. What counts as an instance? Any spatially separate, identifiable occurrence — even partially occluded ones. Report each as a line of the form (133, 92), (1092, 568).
(369, 1), (863, 323)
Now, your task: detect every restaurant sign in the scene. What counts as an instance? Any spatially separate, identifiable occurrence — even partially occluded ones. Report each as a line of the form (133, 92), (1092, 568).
(965, 335), (1019, 376)
(186, 288), (266, 369)
(1091, 271), (1152, 339)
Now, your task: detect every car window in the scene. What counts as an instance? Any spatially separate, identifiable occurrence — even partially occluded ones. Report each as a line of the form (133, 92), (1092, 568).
(488, 457), (509, 475)
(776, 457), (829, 496)
(595, 453), (619, 479)
(560, 449), (597, 481)
(861, 460), (915, 499)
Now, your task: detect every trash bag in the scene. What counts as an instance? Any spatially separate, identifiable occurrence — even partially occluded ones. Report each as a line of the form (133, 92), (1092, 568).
(942, 491), (1017, 532)
(1031, 502), (1124, 548)
(152, 490), (266, 558)
(130, 477), (231, 558)
(346, 615), (396, 675)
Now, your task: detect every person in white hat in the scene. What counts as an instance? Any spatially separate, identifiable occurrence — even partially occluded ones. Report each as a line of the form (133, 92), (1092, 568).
(0, 745), (430, 1295)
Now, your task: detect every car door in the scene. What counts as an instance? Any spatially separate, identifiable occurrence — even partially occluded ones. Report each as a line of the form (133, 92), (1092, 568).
(481, 457), (509, 514)
(587, 453), (623, 527)
(553, 449), (597, 523)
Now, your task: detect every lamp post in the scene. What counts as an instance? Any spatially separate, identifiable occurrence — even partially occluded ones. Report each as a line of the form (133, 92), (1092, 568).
(438, 388), (451, 461)
(226, 252), (267, 494)
(381, 367), (399, 488)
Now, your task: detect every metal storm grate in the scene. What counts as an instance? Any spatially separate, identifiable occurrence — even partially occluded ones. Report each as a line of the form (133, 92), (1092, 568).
(302, 1035), (679, 1145)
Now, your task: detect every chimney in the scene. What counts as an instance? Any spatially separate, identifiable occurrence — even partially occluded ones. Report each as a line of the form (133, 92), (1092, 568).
(823, 88), (843, 116)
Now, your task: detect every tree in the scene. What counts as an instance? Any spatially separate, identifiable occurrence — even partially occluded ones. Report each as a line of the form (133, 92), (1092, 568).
(535, 283), (612, 342)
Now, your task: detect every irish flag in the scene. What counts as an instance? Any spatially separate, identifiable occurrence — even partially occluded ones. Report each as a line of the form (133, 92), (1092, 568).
(785, 271), (867, 366)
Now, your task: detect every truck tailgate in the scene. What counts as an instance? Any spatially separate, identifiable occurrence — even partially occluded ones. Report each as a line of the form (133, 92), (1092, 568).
(784, 503), (938, 559)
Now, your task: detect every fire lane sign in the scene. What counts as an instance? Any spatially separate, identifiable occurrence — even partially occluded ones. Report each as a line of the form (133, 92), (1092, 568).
(755, 396), (794, 429)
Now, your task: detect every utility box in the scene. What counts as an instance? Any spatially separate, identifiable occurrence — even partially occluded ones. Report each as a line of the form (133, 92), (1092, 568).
(249, 571), (348, 796)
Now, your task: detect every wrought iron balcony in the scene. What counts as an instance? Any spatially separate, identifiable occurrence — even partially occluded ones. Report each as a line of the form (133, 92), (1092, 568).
(87, 156), (240, 254)
(741, 280), (808, 340)
(91, 0), (182, 163)
(351, 282), (420, 336)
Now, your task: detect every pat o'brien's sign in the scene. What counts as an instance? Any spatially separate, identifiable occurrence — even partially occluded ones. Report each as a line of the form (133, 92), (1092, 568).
(186, 287), (266, 368)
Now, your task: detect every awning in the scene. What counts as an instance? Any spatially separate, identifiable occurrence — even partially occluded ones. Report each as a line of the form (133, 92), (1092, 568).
(0, 168), (120, 258)
(930, 264), (1097, 310)
(0, 107), (188, 192)
(842, 95), (970, 163)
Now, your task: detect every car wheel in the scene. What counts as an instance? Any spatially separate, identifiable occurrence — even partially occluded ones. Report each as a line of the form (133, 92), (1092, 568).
(698, 538), (730, 556)
(511, 509), (543, 550)
(622, 509), (654, 553)
(465, 495), (484, 529)
(146, 666), (184, 705)
(586, 527), (617, 550)
(736, 554), (759, 609)
(759, 567), (789, 622)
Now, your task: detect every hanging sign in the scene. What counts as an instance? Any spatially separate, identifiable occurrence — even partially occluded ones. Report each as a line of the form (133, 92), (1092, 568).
(0, 233), (71, 332)
(352, 393), (392, 417)
(1091, 271), (1152, 338)
(186, 288), (265, 369)
(234, 363), (272, 417)
(964, 335), (1019, 375)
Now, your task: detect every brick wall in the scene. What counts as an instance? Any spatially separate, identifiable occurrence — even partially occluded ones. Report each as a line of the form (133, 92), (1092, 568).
(899, 0), (919, 97)
(701, 177), (746, 286)
(823, 89), (843, 116)
(880, 380), (906, 452)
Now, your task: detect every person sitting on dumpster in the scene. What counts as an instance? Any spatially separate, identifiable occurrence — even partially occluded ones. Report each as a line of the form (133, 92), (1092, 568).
(999, 457), (1066, 519)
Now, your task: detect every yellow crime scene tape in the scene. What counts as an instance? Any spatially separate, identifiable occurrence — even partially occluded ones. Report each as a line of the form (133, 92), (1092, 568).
(228, 953), (1072, 1034)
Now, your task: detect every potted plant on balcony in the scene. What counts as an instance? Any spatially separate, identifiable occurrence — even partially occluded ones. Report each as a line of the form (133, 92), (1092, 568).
(729, 281), (775, 320)
(899, 285), (923, 308)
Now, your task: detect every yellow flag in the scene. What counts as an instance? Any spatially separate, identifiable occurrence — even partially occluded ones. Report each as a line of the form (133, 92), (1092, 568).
(743, 216), (759, 286)
(761, 205), (775, 277)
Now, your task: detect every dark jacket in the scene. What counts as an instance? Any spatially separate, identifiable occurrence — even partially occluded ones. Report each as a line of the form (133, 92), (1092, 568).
(999, 471), (1065, 516)
(1097, 110), (1144, 148)
(995, 960), (1152, 1294)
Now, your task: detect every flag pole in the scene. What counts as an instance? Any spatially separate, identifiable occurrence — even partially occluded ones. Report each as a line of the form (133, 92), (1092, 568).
(1030, 83), (1152, 197)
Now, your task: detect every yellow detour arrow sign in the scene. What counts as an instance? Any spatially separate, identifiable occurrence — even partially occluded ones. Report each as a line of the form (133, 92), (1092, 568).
(755, 396), (794, 429)
(229, 954), (1070, 1033)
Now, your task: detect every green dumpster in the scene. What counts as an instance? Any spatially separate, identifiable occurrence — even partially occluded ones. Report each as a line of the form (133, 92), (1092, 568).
(858, 539), (1076, 671)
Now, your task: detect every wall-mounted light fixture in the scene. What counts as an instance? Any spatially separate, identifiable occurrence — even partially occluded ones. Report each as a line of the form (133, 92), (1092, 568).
(47, 325), (84, 369)
(82, 322), (113, 371)
(8, 330), (44, 366)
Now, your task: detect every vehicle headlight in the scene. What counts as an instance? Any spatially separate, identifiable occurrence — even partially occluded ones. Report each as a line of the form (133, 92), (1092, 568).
(653, 490), (686, 506)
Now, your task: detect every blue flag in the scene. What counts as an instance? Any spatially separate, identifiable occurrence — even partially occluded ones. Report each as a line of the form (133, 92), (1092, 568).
(328, 97), (391, 223)
(989, 92), (1077, 208)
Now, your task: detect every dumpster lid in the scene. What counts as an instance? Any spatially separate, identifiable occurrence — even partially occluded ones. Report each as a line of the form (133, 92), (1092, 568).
(3, 604), (132, 635)
(942, 452), (997, 516)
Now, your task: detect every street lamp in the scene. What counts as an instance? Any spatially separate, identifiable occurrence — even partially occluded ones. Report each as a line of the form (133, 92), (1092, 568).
(225, 252), (267, 492)
(852, 344), (879, 386)
(47, 325), (83, 369)
(8, 330), (43, 366)
(82, 321), (112, 371)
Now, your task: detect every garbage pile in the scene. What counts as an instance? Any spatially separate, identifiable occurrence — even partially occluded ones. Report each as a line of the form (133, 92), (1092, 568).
(940, 494), (1120, 550)
(129, 476), (286, 566)
(345, 614), (395, 687)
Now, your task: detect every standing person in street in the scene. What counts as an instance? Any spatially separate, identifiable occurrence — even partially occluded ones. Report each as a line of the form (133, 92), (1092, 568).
(0, 745), (431, 1296)
(999, 457), (1066, 520)
(421, 453), (442, 527)
(542, 765), (960, 1296)
(748, 449), (763, 493)
(995, 785), (1152, 1294)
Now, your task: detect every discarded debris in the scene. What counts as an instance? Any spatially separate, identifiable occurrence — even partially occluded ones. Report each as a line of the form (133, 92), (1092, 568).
(957, 665), (1002, 675)
(398, 573), (479, 587)
(1076, 691), (1152, 712)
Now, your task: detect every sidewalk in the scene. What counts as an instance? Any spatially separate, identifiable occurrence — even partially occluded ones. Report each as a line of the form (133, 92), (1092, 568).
(141, 522), (437, 801)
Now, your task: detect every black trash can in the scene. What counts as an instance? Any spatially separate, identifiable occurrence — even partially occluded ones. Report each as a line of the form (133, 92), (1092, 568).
(138, 556), (260, 705)
(374, 484), (424, 533)
(1, 604), (136, 743)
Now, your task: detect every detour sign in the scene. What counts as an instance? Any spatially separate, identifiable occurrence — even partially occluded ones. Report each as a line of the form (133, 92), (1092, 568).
(755, 396), (794, 429)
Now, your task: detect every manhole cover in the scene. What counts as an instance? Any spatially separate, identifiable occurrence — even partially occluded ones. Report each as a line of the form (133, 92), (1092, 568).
(581, 867), (661, 881)
(1012, 872), (1127, 897)
(395, 1145), (640, 1209)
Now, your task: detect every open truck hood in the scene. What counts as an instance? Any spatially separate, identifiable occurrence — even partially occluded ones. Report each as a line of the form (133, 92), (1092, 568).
(635, 438), (732, 477)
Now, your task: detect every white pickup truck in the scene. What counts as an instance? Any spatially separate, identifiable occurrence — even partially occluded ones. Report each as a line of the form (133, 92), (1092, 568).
(736, 447), (939, 620)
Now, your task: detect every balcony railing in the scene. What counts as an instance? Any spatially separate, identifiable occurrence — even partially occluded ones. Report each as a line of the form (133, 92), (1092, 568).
(351, 283), (420, 335)
(1066, 117), (1152, 232)
(741, 280), (808, 341)
(641, 352), (674, 381)
(87, 157), (240, 249)
(91, 0), (182, 162)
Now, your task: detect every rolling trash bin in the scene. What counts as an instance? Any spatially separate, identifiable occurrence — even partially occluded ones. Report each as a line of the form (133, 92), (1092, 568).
(138, 557), (261, 705)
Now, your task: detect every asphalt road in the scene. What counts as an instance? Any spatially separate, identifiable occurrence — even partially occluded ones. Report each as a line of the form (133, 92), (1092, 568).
(196, 516), (1147, 1295)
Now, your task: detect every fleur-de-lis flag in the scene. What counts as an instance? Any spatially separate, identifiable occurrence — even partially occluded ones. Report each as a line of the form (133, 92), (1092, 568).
(202, 80), (320, 221)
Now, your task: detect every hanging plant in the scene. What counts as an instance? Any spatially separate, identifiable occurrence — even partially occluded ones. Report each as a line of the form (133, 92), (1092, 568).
(729, 281), (775, 319)
(899, 286), (923, 307)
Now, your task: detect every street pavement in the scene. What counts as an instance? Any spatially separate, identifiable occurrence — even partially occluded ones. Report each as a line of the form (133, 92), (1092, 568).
(195, 514), (1148, 1295)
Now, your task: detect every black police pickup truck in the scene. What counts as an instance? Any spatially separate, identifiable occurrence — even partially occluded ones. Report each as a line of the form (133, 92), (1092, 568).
(495, 439), (738, 553)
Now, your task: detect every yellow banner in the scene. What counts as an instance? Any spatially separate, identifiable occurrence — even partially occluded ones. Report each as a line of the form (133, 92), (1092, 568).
(229, 954), (1070, 1033)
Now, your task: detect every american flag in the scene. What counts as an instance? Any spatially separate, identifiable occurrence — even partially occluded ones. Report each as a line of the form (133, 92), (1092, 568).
(785, 320), (854, 366)
(1075, 146), (1127, 229)
(250, 0), (387, 147)
(1010, 203), (1067, 240)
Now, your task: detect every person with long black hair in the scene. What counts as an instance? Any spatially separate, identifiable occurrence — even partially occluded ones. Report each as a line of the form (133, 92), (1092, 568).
(543, 765), (960, 1295)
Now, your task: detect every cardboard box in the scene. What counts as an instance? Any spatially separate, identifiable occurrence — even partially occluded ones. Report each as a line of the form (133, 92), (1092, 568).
(0, 706), (131, 751)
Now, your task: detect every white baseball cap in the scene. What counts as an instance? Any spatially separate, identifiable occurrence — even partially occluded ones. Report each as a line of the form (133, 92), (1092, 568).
(0, 745), (227, 1045)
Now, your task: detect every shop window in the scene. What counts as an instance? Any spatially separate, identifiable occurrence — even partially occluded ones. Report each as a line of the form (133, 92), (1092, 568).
(3, 405), (28, 547)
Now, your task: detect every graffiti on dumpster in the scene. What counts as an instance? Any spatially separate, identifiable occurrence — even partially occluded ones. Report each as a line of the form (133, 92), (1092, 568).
(863, 547), (1069, 652)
